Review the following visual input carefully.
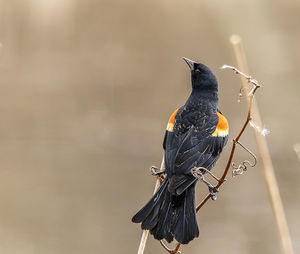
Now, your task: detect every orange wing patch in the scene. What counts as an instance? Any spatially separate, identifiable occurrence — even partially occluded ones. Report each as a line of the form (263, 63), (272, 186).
(166, 108), (179, 132)
(212, 112), (229, 137)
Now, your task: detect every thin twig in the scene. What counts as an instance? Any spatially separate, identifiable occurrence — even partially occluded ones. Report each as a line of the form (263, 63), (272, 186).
(160, 64), (261, 254)
(230, 34), (294, 254)
(137, 157), (165, 254)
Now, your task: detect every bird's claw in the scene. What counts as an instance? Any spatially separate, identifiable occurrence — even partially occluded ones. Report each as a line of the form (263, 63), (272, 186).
(208, 185), (219, 200)
(150, 166), (165, 179)
(191, 167), (219, 200)
(150, 166), (159, 175)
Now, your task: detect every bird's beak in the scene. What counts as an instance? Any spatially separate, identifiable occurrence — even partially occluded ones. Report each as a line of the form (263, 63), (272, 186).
(182, 57), (195, 71)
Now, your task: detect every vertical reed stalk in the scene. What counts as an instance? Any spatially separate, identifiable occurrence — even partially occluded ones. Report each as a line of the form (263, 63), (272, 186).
(137, 157), (165, 254)
(293, 144), (300, 162)
(230, 34), (294, 254)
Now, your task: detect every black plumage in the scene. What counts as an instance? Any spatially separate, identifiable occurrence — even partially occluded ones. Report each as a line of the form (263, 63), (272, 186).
(132, 57), (229, 244)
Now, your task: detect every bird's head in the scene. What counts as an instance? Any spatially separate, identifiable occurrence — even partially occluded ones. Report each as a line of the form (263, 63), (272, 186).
(183, 57), (218, 92)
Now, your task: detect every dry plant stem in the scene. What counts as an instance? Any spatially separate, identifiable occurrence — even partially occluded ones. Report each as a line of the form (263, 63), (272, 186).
(230, 34), (294, 254)
(162, 67), (259, 254)
(293, 144), (300, 162)
(137, 157), (165, 254)
(160, 241), (181, 254)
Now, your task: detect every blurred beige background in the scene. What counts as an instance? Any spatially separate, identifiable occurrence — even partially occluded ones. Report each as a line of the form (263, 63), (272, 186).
(0, 0), (299, 253)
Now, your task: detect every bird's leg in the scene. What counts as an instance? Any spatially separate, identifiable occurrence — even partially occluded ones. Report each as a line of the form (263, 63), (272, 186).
(197, 167), (221, 182)
(191, 167), (219, 200)
(202, 178), (219, 201)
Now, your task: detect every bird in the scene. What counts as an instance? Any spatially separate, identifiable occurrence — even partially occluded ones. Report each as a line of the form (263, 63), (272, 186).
(132, 57), (229, 244)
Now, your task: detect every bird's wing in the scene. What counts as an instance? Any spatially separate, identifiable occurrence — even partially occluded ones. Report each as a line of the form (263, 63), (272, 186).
(164, 110), (228, 195)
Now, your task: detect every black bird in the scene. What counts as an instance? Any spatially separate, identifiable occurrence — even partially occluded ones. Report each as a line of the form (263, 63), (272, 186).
(132, 57), (229, 244)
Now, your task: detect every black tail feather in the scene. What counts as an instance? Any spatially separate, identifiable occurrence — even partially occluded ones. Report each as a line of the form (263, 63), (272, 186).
(132, 180), (168, 223)
(174, 184), (199, 244)
(150, 185), (174, 242)
(141, 202), (160, 229)
(132, 180), (199, 244)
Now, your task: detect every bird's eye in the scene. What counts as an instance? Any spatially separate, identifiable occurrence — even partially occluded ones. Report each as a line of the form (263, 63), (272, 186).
(195, 69), (200, 73)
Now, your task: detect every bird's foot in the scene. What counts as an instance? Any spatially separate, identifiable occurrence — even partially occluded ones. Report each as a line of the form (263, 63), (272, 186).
(191, 167), (204, 180)
(191, 167), (219, 200)
(208, 184), (219, 201)
(150, 166), (166, 180)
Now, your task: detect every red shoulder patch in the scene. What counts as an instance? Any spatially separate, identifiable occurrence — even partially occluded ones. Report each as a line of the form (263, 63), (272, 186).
(212, 112), (229, 137)
(166, 108), (179, 132)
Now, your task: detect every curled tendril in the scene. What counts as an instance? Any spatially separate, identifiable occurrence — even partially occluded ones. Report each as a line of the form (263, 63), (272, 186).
(160, 240), (181, 254)
(232, 141), (257, 177)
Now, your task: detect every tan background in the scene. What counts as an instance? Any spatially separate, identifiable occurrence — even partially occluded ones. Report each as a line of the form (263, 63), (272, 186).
(0, 0), (299, 253)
